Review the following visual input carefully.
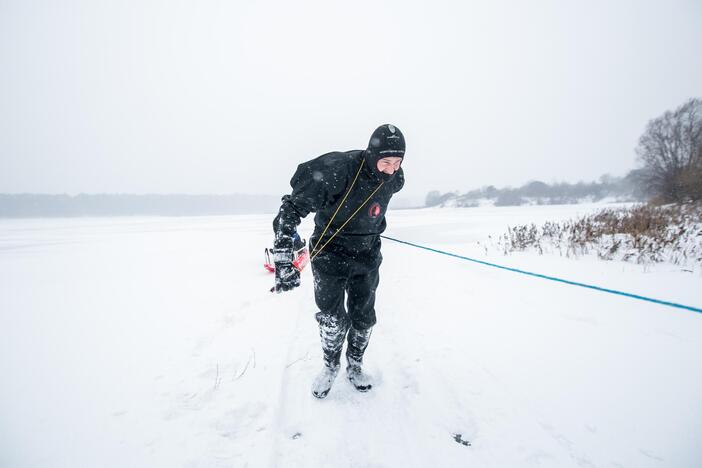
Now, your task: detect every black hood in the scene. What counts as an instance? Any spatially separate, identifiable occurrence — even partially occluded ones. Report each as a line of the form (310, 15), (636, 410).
(364, 124), (405, 181)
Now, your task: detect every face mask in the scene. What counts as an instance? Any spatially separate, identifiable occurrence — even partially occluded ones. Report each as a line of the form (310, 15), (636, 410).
(365, 151), (401, 183)
(377, 170), (396, 182)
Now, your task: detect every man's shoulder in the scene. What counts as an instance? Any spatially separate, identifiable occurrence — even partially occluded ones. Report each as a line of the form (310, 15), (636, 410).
(291, 150), (363, 187)
(300, 150), (363, 173)
(311, 149), (363, 166)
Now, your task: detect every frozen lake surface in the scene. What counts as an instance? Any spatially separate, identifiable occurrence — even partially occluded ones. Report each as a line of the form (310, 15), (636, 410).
(1, 204), (701, 467)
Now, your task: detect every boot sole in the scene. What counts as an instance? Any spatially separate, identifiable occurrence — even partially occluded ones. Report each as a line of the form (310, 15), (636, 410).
(347, 375), (372, 392)
(312, 389), (330, 399)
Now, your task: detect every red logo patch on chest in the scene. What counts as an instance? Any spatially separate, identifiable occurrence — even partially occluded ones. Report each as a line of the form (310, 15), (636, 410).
(368, 202), (382, 218)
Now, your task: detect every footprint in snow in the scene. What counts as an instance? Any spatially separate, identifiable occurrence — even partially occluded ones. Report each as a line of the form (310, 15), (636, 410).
(453, 433), (471, 446)
(213, 401), (268, 440)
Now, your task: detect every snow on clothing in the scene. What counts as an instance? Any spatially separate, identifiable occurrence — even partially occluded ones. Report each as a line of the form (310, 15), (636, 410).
(273, 149), (404, 255)
(273, 148), (404, 371)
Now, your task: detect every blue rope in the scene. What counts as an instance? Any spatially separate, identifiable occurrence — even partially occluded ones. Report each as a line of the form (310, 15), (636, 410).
(380, 235), (702, 315)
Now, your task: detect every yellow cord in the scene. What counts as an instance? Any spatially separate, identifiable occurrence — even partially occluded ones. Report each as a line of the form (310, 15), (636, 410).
(309, 160), (364, 256)
(310, 181), (384, 260)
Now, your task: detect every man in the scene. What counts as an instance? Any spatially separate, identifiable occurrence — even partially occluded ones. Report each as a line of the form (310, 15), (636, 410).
(272, 124), (405, 399)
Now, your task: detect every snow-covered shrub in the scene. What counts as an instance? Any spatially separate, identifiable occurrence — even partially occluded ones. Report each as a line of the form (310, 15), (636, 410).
(497, 203), (702, 270)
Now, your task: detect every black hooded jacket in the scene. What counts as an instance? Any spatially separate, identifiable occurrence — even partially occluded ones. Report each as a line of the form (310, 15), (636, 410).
(273, 150), (404, 258)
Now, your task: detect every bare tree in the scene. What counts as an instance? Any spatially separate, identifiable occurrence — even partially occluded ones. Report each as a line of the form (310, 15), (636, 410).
(636, 98), (702, 202)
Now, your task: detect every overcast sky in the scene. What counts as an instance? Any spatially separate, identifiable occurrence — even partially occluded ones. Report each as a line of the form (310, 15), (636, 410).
(1, 0), (701, 202)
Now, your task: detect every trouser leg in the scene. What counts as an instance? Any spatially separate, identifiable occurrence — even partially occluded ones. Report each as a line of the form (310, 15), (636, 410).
(346, 266), (379, 330)
(345, 266), (379, 367)
(312, 255), (350, 369)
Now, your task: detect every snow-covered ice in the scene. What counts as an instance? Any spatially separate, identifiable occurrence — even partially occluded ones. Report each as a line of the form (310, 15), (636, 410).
(1, 204), (701, 467)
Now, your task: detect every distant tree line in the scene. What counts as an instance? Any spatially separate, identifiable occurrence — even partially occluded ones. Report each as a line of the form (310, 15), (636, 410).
(425, 173), (643, 208)
(0, 194), (281, 218)
(427, 96), (701, 208)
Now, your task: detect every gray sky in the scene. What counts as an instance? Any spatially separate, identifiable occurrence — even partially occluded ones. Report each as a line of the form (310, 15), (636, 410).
(1, 0), (701, 202)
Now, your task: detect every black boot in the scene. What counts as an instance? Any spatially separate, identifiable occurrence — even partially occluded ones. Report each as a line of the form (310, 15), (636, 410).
(346, 327), (373, 392)
(312, 313), (348, 399)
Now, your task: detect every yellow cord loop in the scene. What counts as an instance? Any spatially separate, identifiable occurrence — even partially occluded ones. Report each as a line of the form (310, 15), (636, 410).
(309, 161), (364, 256)
(310, 181), (384, 261)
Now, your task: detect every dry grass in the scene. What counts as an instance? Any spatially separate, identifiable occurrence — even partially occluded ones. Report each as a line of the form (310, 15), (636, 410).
(496, 203), (702, 269)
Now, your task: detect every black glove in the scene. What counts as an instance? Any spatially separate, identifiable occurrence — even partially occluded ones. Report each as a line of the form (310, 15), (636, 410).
(273, 248), (301, 293)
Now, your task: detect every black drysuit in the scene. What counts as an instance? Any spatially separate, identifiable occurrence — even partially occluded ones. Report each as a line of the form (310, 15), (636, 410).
(273, 149), (404, 367)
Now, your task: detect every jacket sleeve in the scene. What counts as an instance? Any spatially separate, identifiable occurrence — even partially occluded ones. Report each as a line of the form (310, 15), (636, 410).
(272, 158), (349, 250)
